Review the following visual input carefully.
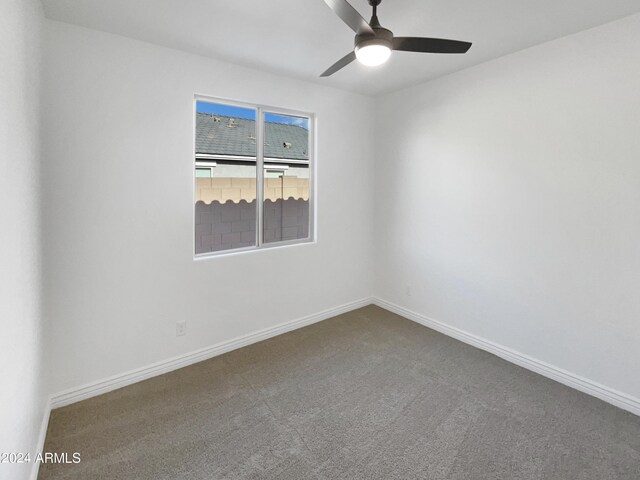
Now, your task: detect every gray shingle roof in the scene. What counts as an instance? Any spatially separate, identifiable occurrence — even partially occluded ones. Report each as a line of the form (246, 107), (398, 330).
(196, 113), (309, 161)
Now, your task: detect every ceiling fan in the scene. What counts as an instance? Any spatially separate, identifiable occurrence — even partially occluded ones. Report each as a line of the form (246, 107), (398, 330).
(320, 0), (472, 76)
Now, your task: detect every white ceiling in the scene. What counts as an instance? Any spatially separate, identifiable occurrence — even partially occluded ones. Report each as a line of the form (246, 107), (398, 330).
(41, 0), (640, 97)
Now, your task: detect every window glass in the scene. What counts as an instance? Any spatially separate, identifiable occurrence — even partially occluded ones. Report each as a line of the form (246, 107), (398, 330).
(195, 168), (212, 178)
(194, 100), (312, 256)
(195, 101), (256, 254)
(263, 112), (310, 244)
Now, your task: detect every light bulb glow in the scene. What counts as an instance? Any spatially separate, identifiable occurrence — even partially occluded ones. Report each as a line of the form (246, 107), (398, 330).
(355, 44), (391, 67)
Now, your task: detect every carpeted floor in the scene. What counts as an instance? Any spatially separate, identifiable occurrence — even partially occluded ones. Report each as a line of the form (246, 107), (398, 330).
(39, 306), (640, 479)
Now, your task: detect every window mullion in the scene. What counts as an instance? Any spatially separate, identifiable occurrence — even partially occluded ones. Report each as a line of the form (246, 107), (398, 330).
(256, 107), (265, 247)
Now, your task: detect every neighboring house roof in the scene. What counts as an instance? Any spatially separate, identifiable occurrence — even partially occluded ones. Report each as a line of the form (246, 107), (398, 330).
(196, 112), (309, 161)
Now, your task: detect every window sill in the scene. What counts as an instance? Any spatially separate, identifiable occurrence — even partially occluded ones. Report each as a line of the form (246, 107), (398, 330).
(193, 237), (316, 261)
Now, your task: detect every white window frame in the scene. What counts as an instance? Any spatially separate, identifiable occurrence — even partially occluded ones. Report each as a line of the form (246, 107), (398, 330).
(193, 94), (316, 259)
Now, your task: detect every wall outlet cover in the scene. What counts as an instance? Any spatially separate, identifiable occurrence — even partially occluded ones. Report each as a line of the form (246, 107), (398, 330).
(176, 321), (187, 336)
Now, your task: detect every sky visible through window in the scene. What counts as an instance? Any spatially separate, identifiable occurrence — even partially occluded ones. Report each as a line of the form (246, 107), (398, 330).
(197, 101), (309, 130)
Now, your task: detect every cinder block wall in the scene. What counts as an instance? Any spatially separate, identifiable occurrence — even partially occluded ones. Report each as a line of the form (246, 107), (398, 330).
(264, 198), (309, 243)
(195, 198), (309, 254)
(195, 177), (309, 203)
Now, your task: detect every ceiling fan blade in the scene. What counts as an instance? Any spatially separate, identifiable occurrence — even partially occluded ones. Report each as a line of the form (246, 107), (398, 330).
(393, 37), (472, 54)
(323, 0), (374, 35)
(320, 51), (357, 77)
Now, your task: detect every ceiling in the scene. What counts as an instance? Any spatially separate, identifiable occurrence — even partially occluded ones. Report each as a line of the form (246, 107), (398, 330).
(41, 0), (640, 97)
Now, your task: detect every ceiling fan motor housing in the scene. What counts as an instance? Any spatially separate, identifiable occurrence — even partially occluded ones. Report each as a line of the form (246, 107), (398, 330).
(355, 26), (393, 52)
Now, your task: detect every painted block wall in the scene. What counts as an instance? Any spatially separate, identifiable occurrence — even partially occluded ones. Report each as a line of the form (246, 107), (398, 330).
(42, 20), (375, 394)
(0, 1), (46, 480)
(374, 13), (640, 401)
(194, 198), (309, 254)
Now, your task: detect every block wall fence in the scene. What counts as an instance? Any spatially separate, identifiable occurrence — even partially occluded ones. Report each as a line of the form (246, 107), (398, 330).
(195, 176), (309, 203)
(195, 198), (309, 254)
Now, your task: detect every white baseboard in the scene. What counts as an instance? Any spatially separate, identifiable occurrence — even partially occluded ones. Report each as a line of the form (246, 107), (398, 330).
(373, 297), (640, 417)
(30, 395), (52, 480)
(50, 297), (374, 409)
(49, 295), (640, 418)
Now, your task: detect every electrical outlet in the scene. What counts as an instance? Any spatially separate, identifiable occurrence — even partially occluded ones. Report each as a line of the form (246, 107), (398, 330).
(405, 284), (412, 297)
(176, 321), (187, 336)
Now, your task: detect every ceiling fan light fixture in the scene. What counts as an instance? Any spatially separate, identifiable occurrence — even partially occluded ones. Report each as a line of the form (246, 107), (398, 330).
(354, 34), (393, 67)
(355, 43), (391, 66)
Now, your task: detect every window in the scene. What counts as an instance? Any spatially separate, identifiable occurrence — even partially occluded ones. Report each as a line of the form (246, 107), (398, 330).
(194, 97), (314, 256)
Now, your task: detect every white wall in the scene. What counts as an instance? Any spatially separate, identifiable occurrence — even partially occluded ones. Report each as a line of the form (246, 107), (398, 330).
(42, 21), (375, 393)
(375, 14), (640, 401)
(0, 1), (46, 479)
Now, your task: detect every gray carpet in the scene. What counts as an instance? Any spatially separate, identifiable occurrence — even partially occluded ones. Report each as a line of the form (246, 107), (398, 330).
(39, 306), (640, 479)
